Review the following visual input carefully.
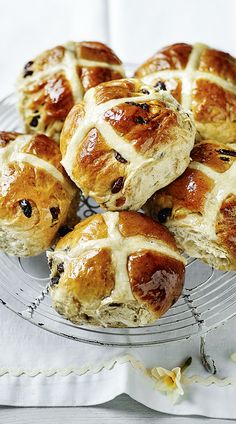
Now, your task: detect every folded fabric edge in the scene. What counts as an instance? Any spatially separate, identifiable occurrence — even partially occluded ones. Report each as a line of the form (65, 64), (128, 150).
(1, 357), (236, 418)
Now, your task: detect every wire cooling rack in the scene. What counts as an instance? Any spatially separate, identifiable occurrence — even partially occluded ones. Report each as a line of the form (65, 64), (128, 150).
(0, 92), (236, 366)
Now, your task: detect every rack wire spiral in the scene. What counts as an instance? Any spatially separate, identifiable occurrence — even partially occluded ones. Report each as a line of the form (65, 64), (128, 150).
(0, 91), (236, 368)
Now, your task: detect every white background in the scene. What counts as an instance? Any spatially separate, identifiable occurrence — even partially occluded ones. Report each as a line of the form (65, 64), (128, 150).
(0, 0), (236, 98)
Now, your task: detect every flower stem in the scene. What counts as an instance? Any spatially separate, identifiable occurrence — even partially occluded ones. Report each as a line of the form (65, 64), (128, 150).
(180, 357), (192, 373)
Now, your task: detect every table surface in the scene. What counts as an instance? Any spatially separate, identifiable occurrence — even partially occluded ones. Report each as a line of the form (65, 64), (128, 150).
(0, 395), (231, 423)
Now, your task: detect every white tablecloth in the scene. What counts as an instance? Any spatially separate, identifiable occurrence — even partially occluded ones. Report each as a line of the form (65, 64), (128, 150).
(2, 302), (236, 419)
(1, 0), (236, 418)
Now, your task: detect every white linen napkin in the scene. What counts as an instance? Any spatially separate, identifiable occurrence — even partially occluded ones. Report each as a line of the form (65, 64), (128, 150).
(2, 302), (236, 419)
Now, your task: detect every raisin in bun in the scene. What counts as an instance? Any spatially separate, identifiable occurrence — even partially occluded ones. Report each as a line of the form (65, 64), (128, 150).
(47, 211), (185, 327)
(146, 141), (236, 270)
(60, 78), (195, 211)
(17, 41), (125, 142)
(0, 131), (78, 256)
(135, 43), (236, 143)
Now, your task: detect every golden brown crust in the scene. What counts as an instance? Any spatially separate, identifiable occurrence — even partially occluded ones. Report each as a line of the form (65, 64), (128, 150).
(78, 41), (122, 64)
(49, 211), (185, 326)
(58, 248), (115, 304)
(78, 67), (123, 92)
(146, 140), (236, 270)
(118, 211), (177, 250)
(191, 141), (236, 172)
(198, 48), (236, 84)
(192, 79), (236, 142)
(17, 41), (124, 142)
(192, 79), (236, 123)
(73, 128), (126, 199)
(0, 164), (64, 222)
(128, 250), (185, 317)
(95, 79), (136, 104)
(60, 77), (195, 210)
(56, 214), (108, 251)
(104, 100), (177, 154)
(42, 75), (75, 121)
(162, 78), (182, 103)
(135, 43), (192, 77)
(19, 73), (74, 137)
(30, 46), (65, 72)
(60, 102), (85, 157)
(22, 133), (62, 169)
(151, 167), (214, 217)
(0, 132), (77, 256)
(0, 131), (22, 147)
(21, 42), (122, 82)
(135, 43), (236, 143)
(216, 195), (236, 260)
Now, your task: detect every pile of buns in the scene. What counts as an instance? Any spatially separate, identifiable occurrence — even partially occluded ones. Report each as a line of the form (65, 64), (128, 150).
(1, 41), (236, 327)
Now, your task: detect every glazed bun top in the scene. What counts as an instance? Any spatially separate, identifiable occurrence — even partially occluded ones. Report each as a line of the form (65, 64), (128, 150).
(135, 43), (236, 143)
(17, 41), (125, 142)
(60, 77), (195, 211)
(48, 211), (185, 326)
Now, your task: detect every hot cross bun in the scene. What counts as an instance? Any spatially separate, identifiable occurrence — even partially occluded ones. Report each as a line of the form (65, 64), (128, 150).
(135, 43), (236, 143)
(17, 41), (125, 142)
(146, 141), (236, 270)
(0, 131), (78, 256)
(47, 211), (185, 327)
(60, 77), (195, 211)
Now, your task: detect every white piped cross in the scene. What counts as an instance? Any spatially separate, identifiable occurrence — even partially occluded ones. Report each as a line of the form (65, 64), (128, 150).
(50, 211), (185, 303)
(18, 41), (125, 104)
(141, 43), (236, 111)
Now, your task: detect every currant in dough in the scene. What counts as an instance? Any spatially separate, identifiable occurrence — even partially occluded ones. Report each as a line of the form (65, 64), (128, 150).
(135, 43), (236, 143)
(47, 211), (185, 327)
(60, 78), (195, 211)
(17, 41), (125, 142)
(0, 131), (78, 256)
(146, 140), (236, 270)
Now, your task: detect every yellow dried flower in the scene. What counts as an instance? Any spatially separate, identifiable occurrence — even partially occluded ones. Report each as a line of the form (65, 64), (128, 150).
(149, 357), (192, 404)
